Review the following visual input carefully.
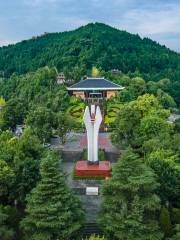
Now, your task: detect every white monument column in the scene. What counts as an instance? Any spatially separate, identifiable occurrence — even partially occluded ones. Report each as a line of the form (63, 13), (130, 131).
(83, 104), (102, 164)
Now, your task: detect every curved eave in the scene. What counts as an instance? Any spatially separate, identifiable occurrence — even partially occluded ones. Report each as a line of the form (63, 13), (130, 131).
(67, 87), (125, 91)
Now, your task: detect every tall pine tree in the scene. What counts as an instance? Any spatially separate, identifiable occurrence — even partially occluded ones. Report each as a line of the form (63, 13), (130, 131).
(21, 151), (84, 240)
(98, 150), (163, 240)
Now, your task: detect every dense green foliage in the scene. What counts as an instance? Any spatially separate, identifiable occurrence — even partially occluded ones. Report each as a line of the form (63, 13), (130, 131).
(0, 23), (180, 104)
(0, 67), (78, 144)
(109, 84), (180, 239)
(159, 206), (172, 237)
(0, 129), (46, 239)
(21, 151), (84, 240)
(170, 225), (180, 240)
(99, 150), (163, 240)
(0, 205), (15, 240)
(0, 129), (44, 206)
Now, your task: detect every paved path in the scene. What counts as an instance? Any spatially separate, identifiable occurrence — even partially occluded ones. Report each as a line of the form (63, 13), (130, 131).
(62, 160), (118, 223)
(62, 162), (103, 223)
(52, 131), (119, 223)
(51, 132), (119, 153)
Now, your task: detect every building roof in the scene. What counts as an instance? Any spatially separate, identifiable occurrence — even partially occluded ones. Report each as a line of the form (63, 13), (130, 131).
(67, 77), (124, 91)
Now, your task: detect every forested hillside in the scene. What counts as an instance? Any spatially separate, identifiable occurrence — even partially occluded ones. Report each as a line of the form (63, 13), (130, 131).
(0, 22), (180, 104)
(0, 22), (179, 76)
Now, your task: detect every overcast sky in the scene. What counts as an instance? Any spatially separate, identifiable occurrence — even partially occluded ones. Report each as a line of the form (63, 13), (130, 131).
(0, 0), (180, 52)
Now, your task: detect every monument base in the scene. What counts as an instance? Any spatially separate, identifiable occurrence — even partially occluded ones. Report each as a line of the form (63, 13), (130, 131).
(75, 160), (111, 177)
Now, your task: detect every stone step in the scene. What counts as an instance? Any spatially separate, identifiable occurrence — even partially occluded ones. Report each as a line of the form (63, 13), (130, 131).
(82, 222), (104, 238)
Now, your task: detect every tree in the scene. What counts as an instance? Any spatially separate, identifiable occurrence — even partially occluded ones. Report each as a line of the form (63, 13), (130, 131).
(157, 89), (176, 109)
(99, 150), (163, 240)
(170, 224), (180, 240)
(50, 88), (70, 112)
(147, 81), (159, 95)
(0, 205), (14, 240)
(111, 103), (141, 146)
(63, 66), (70, 80)
(92, 66), (100, 77)
(139, 115), (171, 144)
(159, 206), (172, 237)
(0, 130), (17, 164)
(55, 112), (75, 144)
(0, 98), (27, 130)
(73, 66), (82, 82)
(111, 94), (161, 146)
(26, 107), (54, 142)
(129, 77), (146, 98)
(147, 150), (180, 207)
(174, 120), (180, 134)
(21, 151), (84, 240)
(11, 129), (44, 205)
(0, 129), (44, 205)
(0, 97), (5, 108)
(0, 160), (14, 200)
(117, 88), (135, 102)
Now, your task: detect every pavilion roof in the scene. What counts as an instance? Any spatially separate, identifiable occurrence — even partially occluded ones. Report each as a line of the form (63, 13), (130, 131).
(67, 77), (124, 91)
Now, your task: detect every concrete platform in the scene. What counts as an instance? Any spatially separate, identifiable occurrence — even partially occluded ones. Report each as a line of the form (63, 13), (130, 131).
(75, 160), (111, 177)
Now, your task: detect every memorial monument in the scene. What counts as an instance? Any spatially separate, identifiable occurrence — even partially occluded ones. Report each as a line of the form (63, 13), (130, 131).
(84, 105), (102, 164)
(75, 104), (110, 177)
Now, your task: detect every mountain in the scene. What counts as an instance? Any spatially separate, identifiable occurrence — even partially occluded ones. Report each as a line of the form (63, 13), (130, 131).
(0, 23), (179, 75)
(0, 22), (180, 103)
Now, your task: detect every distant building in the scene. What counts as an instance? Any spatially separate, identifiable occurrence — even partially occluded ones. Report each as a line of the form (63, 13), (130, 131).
(111, 69), (121, 75)
(67, 77), (124, 103)
(32, 36), (37, 40)
(66, 79), (75, 86)
(57, 72), (65, 84)
(167, 114), (180, 124)
(32, 32), (48, 39)
(14, 125), (25, 137)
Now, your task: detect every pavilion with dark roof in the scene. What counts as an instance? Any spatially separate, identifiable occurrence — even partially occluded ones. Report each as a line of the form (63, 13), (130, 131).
(67, 77), (124, 101)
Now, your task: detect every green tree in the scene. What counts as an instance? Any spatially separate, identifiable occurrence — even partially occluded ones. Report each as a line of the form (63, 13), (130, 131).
(117, 88), (135, 102)
(0, 98), (27, 130)
(112, 94), (161, 146)
(0, 205), (14, 240)
(170, 224), (180, 240)
(11, 129), (44, 205)
(0, 160), (14, 200)
(50, 88), (70, 112)
(0, 130), (17, 164)
(73, 66), (82, 82)
(129, 77), (146, 98)
(111, 102), (141, 146)
(147, 150), (180, 207)
(26, 107), (54, 142)
(21, 151), (84, 240)
(0, 97), (5, 108)
(99, 150), (163, 240)
(92, 66), (100, 77)
(63, 66), (70, 80)
(139, 115), (171, 144)
(55, 112), (75, 144)
(157, 89), (176, 109)
(174, 119), (180, 133)
(171, 208), (180, 224)
(159, 206), (172, 237)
